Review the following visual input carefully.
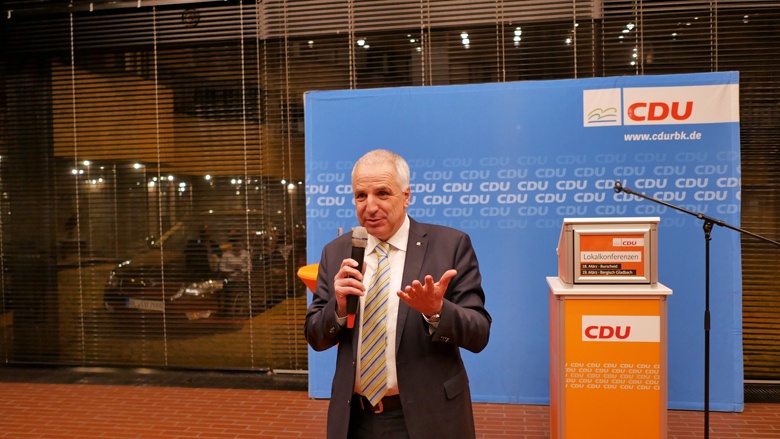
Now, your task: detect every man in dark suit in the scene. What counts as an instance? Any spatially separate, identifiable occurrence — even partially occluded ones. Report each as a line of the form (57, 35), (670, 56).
(305, 149), (492, 438)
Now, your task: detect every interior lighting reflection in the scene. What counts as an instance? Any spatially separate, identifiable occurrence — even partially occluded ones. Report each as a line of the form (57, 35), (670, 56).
(460, 32), (470, 49)
(83, 160), (91, 166)
(133, 163), (142, 169)
(205, 174), (211, 180)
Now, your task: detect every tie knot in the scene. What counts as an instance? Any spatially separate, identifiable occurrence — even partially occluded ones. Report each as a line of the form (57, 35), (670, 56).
(376, 241), (389, 257)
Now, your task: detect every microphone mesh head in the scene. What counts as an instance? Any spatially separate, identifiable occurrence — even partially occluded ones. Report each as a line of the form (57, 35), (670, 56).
(351, 226), (368, 248)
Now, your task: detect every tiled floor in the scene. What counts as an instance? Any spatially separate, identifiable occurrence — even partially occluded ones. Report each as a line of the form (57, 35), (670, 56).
(0, 368), (777, 438)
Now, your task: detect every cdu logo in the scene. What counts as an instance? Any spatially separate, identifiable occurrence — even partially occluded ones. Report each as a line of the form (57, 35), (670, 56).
(583, 88), (622, 127)
(584, 83), (738, 127)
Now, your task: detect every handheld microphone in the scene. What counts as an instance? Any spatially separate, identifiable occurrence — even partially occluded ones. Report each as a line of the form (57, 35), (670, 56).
(347, 226), (368, 328)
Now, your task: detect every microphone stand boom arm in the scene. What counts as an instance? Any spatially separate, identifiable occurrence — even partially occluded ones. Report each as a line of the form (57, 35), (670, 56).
(614, 181), (780, 247)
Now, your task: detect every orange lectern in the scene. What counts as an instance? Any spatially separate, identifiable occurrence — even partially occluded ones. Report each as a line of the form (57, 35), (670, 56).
(548, 217), (672, 439)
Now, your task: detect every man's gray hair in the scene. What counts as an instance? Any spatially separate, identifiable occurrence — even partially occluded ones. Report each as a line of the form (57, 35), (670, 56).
(352, 149), (411, 190)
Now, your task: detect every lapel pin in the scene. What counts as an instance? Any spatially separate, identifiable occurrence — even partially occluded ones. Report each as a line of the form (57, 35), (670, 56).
(416, 241), (421, 246)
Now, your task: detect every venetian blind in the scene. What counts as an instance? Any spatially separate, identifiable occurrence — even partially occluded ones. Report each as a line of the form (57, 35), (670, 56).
(1, 0), (779, 381)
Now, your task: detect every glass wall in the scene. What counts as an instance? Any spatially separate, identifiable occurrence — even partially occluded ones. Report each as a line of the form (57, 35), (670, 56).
(1, 0), (779, 379)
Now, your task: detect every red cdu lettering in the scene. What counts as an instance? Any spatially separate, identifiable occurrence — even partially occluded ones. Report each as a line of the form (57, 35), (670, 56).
(627, 101), (693, 122)
(585, 325), (632, 339)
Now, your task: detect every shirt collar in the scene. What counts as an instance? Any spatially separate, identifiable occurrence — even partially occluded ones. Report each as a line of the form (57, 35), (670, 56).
(368, 215), (410, 254)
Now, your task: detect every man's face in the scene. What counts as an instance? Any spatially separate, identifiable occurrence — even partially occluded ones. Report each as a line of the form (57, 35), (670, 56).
(352, 161), (410, 241)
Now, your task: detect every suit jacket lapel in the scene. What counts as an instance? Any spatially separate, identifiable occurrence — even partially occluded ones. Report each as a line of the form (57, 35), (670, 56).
(395, 219), (428, 352)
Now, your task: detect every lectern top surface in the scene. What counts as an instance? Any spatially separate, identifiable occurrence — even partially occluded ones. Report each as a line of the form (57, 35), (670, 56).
(546, 276), (673, 296)
(562, 217), (660, 226)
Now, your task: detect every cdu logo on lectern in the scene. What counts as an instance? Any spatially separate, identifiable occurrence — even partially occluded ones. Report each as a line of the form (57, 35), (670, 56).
(582, 315), (660, 342)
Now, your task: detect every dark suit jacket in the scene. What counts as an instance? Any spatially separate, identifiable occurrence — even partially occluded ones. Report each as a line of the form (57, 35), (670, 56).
(304, 218), (492, 439)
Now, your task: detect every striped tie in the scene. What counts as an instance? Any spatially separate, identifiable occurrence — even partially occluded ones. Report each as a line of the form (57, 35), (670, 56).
(359, 241), (390, 407)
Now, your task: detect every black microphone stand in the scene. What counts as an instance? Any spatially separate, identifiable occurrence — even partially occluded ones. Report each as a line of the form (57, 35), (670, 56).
(613, 181), (780, 439)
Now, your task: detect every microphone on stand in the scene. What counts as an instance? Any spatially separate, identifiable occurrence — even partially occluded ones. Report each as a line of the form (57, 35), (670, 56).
(613, 180), (635, 195)
(347, 226), (368, 328)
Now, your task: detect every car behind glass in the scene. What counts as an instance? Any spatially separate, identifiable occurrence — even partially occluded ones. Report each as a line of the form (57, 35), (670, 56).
(104, 211), (285, 321)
